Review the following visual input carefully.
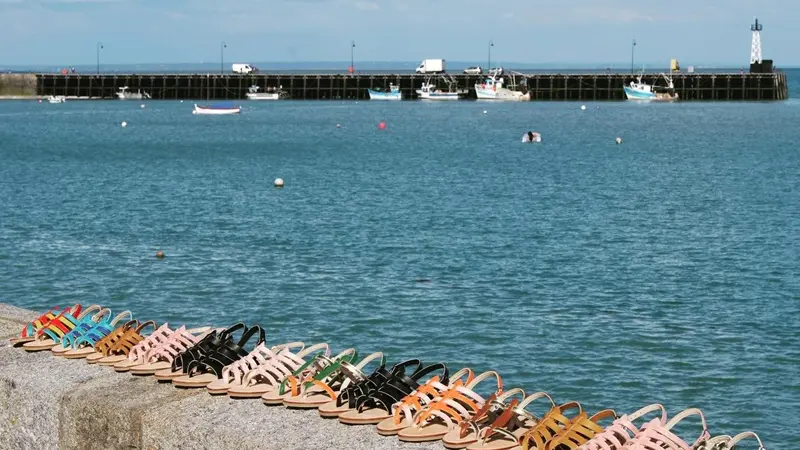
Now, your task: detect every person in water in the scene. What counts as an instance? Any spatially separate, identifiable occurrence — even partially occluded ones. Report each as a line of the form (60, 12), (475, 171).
(527, 131), (534, 142)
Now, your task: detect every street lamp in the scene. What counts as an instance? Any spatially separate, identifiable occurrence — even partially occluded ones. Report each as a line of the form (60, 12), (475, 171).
(631, 38), (636, 73)
(96, 42), (103, 74)
(220, 41), (227, 74)
(350, 41), (355, 74)
(488, 40), (494, 73)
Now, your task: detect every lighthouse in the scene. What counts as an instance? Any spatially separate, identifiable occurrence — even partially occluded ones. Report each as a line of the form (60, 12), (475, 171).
(750, 17), (762, 65)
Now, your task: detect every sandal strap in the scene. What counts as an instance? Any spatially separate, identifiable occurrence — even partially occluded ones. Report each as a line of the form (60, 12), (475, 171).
(728, 432), (765, 449)
(336, 357), (399, 409)
(187, 324), (264, 378)
(579, 403), (667, 450)
(521, 401), (583, 450)
(548, 409), (617, 449)
(281, 347), (358, 396)
(357, 361), (445, 414)
(127, 323), (174, 363)
(476, 390), (549, 442)
(19, 306), (64, 338)
(625, 408), (710, 450)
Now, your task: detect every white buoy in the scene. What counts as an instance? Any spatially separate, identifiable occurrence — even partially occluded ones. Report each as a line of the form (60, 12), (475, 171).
(615, 137), (623, 144)
(274, 178), (284, 188)
(336, 124), (341, 128)
(581, 105), (587, 110)
(121, 121), (128, 128)
(140, 104), (146, 109)
(180, 100), (184, 103)
(483, 110), (488, 114)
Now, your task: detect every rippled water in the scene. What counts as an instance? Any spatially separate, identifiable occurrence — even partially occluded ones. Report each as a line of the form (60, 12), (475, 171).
(1, 90), (798, 447)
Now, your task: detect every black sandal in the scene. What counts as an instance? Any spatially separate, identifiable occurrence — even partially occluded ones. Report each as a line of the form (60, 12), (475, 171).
(153, 323), (247, 382)
(171, 325), (265, 389)
(338, 361), (448, 425)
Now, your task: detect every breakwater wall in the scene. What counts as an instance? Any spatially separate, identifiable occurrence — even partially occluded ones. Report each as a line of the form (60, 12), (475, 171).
(0, 73), (37, 96)
(6, 72), (791, 101)
(0, 304), (441, 450)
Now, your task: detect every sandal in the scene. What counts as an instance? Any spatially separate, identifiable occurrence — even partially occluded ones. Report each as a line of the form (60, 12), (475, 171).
(62, 311), (134, 359)
(129, 325), (214, 375)
(467, 401), (581, 450)
(316, 352), (387, 417)
(113, 323), (179, 372)
(85, 319), (141, 363)
(449, 390), (552, 450)
(262, 347), (358, 405)
(338, 361), (448, 426)
(51, 308), (115, 356)
(226, 342), (331, 398)
(622, 408), (710, 450)
(94, 321), (157, 366)
(540, 408), (617, 449)
(283, 351), (381, 410)
(576, 403), (667, 450)
(397, 370), (505, 442)
(205, 341), (293, 395)
(172, 325), (265, 388)
(376, 368), (476, 436)
(153, 323), (245, 381)
(10, 304), (74, 346)
(22, 304), (102, 352)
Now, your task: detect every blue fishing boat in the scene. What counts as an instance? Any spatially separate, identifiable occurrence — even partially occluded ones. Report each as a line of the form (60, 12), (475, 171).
(624, 73), (678, 101)
(367, 84), (402, 100)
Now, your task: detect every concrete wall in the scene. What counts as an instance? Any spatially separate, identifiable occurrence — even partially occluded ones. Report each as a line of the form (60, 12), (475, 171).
(0, 74), (37, 97)
(0, 304), (441, 450)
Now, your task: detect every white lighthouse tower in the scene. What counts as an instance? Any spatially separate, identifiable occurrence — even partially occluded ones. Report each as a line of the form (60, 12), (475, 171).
(750, 17), (763, 64)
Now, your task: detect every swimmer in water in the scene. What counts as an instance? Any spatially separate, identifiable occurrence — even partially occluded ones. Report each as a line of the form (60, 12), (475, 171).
(527, 131), (534, 142)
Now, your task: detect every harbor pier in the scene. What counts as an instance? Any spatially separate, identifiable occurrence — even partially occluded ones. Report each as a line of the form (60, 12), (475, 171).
(4, 72), (790, 101)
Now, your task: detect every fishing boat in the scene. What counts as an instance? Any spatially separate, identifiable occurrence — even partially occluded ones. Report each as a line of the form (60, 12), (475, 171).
(416, 77), (465, 100)
(245, 85), (280, 100)
(475, 75), (530, 101)
(624, 73), (679, 101)
(192, 102), (241, 115)
(47, 95), (66, 104)
(117, 86), (150, 100)
(367, 84), (402, 100)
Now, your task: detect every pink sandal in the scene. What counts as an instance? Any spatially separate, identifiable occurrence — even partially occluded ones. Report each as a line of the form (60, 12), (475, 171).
(112, 323), (176, 372)
(128, 325), (213, 375)
(577, 403), (667, 450)
(623, 408), (710, 450)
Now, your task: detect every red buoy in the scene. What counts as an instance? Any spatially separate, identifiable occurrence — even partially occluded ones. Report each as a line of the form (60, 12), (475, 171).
(378, 121), (386, 130)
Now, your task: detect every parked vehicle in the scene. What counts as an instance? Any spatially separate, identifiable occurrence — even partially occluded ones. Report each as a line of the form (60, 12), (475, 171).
(463, 66), (483, 74)
(488, 67), (504, 76)
(415, 59), (446, 74)
(232, 64), (258, 74)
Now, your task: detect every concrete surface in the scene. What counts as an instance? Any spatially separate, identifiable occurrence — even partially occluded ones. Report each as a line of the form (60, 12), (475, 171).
(0, 304), (443, 450)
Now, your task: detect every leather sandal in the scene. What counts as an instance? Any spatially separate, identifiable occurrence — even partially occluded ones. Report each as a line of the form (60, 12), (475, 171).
(172, 325), (265, 388)
(316, 352), (387, 417)
(447, 390), (550, 450)
(226, 342), (330, 398)
(113, 323), (178, 372)
(615, 408), (710, 450)
(129, 325), (214, 375)
(283, 351), (382, 410)
(465, 401), (582, 450)
(22, 304), (101, 352)
(10, 304), (73, 346)
(206, 341), (292, 395)
(51, 308), (115, 356)
(543, 408), (617, 449)
(576, 403), (667, 450)
(376, 368), (475, 436)
(85, 319), (140, 363)
(62, 310), (134, 359)
(338, 361), (448, 426)
(262, 347), (358, 405)
(153, 323), (245, 381)
(94, 321), (157, 366)
(397, 370), (505, 442)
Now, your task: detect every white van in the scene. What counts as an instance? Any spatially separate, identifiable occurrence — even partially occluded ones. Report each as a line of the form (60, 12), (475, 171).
(232, 64), (257, 74)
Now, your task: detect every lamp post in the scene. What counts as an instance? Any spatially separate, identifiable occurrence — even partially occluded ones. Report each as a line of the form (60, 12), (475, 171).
(631, 38), (636, 74)
(350, 41), (355, 73)
(488, 40), (494, 73)
(96, 42), (103, 74)
(220, 41), (227, 74)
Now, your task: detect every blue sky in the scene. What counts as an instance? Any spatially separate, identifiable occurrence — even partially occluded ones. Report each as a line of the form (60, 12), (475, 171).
(0, 0), (796, 67)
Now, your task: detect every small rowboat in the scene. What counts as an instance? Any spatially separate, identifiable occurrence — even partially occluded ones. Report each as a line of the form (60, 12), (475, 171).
(193, 102), (241, 115)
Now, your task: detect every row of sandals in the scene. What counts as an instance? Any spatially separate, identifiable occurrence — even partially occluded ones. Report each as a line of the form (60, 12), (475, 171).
(11, 304), (766, 450)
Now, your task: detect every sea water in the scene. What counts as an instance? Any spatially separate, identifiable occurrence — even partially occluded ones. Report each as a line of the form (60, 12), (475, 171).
(1, 73), (799, 447)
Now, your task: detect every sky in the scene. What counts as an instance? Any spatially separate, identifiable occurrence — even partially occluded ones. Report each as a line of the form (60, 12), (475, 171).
(0, 0), (797, 68)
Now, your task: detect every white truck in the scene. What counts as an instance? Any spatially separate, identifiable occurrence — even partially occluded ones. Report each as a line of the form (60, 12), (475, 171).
(232, 63), (258, 74)
(415, 59), (445, 74)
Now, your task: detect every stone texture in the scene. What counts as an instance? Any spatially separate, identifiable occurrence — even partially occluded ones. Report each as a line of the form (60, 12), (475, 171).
(0, 304), (448, 450)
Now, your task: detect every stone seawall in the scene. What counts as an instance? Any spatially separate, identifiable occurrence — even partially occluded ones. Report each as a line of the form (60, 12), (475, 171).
(0, 304), (439, 450)
(0, 74), (37, 97)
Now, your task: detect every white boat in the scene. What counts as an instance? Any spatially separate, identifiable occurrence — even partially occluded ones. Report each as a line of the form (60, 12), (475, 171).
(117, 86), (150, 100)
(416, 78), (465, 100)
(245, 85), (280, 100)
(624, 73), (679, 101)
(192, 103), (241, 115)
(47, 95), (66, 104)
(475, 75), (530, 101)
(367, 84), (402, 100)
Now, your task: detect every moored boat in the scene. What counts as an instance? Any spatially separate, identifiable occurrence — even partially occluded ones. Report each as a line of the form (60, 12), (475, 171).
(475, 75), (529, 101)
(367, 84), (402, 100)
(193, 102), (241, 115)
(117, 86), (150, 100)
(624, 73), (679, 101)
(245, 85), (281, 100)
(47, 95), (66, 104)
(416, 79), (464, 100)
